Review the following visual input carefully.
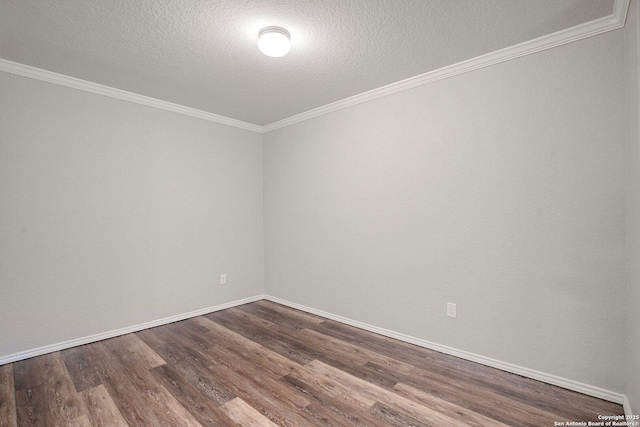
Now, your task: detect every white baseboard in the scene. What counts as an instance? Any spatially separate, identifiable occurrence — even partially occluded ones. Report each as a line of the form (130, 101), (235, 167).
(1, 292), (631, 411)
(0, 294), (265, 365)
(624, 395), (634, 418)
(264, 295), (628, 406)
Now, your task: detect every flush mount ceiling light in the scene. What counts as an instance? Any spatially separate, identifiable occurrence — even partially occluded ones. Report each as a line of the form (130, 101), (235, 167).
(258, 26), (291, 57)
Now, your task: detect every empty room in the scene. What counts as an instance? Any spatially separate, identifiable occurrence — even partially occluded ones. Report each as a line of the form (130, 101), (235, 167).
(1, 0), (639, 425)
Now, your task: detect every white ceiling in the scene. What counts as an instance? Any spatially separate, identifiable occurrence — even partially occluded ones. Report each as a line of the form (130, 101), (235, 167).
(0, 0), (615, 127)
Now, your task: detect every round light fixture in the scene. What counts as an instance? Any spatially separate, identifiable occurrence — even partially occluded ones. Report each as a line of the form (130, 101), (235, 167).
(258, 26), (291, 57)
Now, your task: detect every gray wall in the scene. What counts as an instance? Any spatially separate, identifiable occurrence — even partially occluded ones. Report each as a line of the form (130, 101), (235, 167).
(264, 29), (628, 392)
(1, 8), (637, 407)
(625, 0), (640, 415)
(0, 72), (264, 359)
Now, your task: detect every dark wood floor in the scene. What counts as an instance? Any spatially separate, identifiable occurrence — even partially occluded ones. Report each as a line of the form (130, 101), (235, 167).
(0, 300), (623, 426)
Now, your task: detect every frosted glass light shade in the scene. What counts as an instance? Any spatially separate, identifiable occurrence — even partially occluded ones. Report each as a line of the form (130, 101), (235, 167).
(258, 27), (291, 57)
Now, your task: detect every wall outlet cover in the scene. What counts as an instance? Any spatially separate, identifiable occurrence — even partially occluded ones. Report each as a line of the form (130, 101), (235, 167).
(447, 302), (457, 318)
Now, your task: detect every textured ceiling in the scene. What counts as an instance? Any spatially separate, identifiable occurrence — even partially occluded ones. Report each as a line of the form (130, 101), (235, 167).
(0, 0), (615, 126)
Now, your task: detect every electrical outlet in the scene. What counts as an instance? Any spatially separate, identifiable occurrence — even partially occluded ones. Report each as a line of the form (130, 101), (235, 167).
(447, 302), (457, 318)
(220, 274), (227, 285)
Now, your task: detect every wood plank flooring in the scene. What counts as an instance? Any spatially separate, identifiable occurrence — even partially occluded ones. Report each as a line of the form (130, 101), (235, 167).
(0, 300), (624, 426)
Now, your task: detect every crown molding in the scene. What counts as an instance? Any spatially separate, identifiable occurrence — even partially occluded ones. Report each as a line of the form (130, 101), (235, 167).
(262, 0), (631, 133)
(0, 59), (263, 133)
(0, 0), (629, 134)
